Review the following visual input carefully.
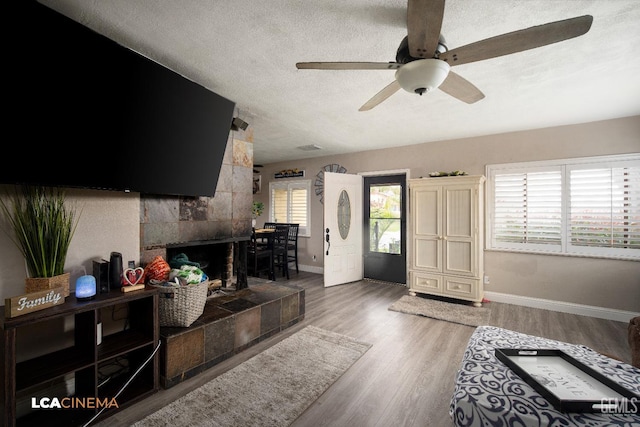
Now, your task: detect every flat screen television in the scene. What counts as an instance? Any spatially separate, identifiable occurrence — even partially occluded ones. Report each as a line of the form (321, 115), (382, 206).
(3, 1), (236, 197)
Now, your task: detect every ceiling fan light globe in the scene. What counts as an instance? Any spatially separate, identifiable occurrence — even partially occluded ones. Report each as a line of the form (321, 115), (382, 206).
(395, 59), (450, 95)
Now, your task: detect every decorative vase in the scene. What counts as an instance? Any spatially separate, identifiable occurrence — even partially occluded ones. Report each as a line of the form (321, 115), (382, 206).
(25, 272), (70, 298)
(252, 218), (257, 228)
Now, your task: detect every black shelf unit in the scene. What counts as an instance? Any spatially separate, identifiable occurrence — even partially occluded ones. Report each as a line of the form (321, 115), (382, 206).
(1, 288), (160, 427)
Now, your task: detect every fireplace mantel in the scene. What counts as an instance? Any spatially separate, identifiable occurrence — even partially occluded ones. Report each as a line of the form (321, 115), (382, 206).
(166, 236), (250, 248)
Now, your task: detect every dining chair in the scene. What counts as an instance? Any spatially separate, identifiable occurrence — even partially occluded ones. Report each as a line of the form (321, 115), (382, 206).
(272, 224), (290, 280)
(257, 222), (277, 248)
(286, 223), (299, 274)
(247, 229), (274, 280)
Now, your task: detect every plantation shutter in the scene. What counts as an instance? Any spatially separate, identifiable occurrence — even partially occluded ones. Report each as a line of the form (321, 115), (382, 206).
(492, 170), (562, 249)
(488, 154), (639, 259)
(271, 187), (288, 223)
(269, 180), (311, 236)
(289, 187), (308, 227)
(568, 163), (640, 252)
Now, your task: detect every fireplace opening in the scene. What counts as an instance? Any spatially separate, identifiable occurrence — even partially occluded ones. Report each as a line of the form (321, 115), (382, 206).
(166, 239), (247, 290)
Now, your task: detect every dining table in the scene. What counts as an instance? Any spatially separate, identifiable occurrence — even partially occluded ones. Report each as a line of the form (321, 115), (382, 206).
(254, 228), (275, 246)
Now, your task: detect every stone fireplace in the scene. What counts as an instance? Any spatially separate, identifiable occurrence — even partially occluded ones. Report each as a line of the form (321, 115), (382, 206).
(138, 132), (254, 288)
(134, 127), (305, 390)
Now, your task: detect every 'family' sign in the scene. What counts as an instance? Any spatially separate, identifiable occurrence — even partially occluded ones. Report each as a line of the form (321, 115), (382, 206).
(5, 287), (65, 318)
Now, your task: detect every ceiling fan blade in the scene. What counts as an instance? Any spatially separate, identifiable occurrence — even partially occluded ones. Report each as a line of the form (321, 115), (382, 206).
(407, 0), (446, 58)
(439, 15), (593, 67)
(296, 62), (401, 70)
(438, 71), (485, 104)
(359, 80), (402, 111)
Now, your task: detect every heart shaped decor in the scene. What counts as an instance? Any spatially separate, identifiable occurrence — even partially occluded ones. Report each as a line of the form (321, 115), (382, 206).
(124, 267), (145, 286)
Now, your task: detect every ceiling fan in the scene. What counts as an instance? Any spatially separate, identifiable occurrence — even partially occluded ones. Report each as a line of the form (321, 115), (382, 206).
(296, 0), (593, 111)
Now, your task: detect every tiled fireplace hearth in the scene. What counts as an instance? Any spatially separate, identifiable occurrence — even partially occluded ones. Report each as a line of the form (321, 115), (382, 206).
(159, 279), (305, 388)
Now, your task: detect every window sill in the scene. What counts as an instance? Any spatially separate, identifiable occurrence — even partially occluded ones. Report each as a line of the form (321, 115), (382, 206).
(485, 247), (639, 262)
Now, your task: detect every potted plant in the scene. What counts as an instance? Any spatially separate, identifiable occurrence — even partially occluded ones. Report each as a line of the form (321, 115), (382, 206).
(252, 201), (264, 227)
(0, 185), (80, 297)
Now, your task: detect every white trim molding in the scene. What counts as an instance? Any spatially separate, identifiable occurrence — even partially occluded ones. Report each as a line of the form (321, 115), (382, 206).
(298, 264), (324, 275)
(359, 168), (411, 178)
(484, 291), (639, 323)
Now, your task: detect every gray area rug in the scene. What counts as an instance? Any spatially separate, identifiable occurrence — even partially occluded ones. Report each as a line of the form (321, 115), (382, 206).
(133, 326), (371, 427)
(388, 295), (490, 327)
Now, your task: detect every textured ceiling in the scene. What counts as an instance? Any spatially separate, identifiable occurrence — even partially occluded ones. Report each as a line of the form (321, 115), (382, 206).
(39, 0), (640, 165)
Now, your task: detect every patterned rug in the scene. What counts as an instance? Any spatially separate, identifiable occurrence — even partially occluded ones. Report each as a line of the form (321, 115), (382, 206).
(388, 295), (490, 327)
(132, 326), (371, 426)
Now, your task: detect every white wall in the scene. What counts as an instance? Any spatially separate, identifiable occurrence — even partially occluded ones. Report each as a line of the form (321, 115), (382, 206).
(2, 116), (638, 313)
(254, 116), (640, 313)
(0, 186), (140, 302)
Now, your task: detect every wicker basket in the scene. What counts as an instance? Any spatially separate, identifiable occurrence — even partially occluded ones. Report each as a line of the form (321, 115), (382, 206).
(25, 272), (70, 298)
(152, 280), (209, 327)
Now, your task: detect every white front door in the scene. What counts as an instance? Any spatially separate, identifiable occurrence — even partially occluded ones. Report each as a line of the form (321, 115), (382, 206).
(323, 172), (363, 287)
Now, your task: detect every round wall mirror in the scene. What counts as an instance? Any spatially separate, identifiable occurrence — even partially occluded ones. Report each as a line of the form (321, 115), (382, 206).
(337, 189), (351, 240)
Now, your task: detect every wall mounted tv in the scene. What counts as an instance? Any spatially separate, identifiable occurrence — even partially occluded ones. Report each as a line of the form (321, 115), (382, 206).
(3, 1), (236, 197)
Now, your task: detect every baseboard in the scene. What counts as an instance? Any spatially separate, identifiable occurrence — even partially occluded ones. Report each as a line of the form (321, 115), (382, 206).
(298, 264), (323, 275)
(484, 291), (639, 323)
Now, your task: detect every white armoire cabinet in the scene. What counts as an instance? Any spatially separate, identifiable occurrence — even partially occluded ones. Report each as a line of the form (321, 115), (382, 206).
(408, 175), (485, 306)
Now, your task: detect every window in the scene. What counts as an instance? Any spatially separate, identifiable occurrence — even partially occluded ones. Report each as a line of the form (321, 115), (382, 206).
(368, 183), (402, 254)
(269, 180), (311, 237)
(487, 154), (640, 260)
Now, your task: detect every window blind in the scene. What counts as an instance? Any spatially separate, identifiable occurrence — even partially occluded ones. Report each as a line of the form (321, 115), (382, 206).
(493, 171), (562, 246)
(569, 166), (640, 250)
(289, 188), (308, 226)
(271, 188), (288, 224)
(487, 154), (640, 260)
(269, 180), (311, 236)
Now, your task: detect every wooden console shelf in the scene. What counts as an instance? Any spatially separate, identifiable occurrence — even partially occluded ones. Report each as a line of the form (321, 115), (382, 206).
(1, 288), (160, 427)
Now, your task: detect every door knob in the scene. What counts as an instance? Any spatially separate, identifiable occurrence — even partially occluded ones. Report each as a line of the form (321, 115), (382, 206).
(325, 228), (331, 255)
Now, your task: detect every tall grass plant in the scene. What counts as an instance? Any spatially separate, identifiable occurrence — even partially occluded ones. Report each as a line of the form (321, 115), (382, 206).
(0, 186), (79, 278)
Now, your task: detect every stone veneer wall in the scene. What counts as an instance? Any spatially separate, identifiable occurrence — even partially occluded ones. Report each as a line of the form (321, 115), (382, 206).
(139, 130), (254, 265)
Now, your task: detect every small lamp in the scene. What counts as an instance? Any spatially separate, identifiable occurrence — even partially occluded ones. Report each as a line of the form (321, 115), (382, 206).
(76, 275), (97, 301)
(395, 59), (450, 95)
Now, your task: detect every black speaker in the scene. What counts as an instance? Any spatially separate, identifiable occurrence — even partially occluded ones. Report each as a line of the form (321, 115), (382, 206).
(93, 259), (110, 294)
(109, 252), (123, 289)
(231, 117), (249, 131)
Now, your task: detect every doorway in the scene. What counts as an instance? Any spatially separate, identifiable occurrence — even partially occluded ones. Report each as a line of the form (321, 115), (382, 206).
(363, 173), (406, 284)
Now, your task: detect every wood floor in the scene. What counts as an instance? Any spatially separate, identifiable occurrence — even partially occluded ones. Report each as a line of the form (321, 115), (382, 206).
(99, 271), (633, 427)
